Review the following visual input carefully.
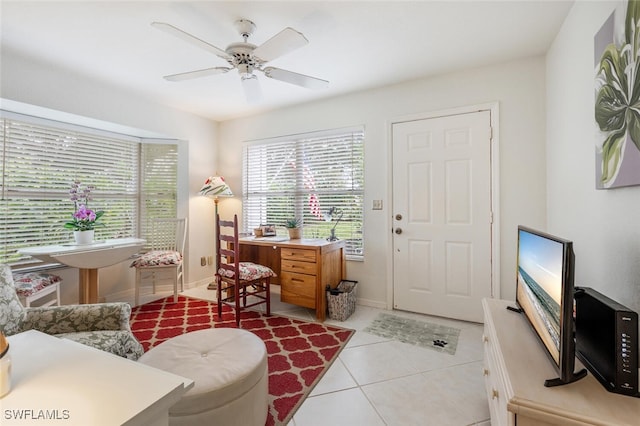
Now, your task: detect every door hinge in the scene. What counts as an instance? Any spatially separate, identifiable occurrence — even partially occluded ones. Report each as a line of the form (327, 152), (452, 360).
(490, 211), (494, 224)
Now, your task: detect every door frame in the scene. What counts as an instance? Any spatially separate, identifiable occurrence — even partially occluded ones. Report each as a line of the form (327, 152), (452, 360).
(386, 102), (501, 311)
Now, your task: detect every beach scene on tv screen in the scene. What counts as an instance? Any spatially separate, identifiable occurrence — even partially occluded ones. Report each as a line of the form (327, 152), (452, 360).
(517, 230), (562, 364)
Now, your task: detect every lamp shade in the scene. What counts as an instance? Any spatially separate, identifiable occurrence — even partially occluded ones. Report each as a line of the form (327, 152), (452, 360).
(198, 176), (233, 198)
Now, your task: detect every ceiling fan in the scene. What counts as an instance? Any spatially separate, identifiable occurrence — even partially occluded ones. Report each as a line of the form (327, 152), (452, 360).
(152, 19), (329, 102)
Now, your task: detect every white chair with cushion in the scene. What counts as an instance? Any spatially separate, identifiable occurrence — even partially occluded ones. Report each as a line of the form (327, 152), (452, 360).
(12, 271), (61, 307)
(130, 218), (187, 305)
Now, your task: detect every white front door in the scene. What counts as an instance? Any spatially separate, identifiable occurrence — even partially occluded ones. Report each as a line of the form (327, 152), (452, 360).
(392, 110), (493, 322)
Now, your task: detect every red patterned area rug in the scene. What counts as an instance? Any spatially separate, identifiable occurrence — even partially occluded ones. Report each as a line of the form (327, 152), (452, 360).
(130, 295), (354, 426)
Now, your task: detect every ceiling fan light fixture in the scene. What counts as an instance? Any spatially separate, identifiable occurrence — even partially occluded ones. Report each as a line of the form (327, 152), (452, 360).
(241, 73), (261, 103)
(237, 63), (254, 78)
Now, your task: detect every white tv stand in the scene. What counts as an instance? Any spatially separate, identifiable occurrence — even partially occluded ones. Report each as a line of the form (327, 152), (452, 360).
(482, 298), (640, 425)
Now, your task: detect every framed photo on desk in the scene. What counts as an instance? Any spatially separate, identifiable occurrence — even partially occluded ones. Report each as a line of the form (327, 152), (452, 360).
(260, 224), (276, 236)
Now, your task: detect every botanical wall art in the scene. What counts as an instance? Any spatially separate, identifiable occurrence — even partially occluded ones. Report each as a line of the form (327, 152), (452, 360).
(595, 0), (640, 189)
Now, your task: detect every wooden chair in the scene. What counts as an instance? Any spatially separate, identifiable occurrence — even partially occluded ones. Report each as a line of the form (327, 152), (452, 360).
(216, 214), (274, 326)
(131, 218), (187, 305)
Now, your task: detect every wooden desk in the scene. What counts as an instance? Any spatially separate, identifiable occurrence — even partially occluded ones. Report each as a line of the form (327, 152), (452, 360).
(18, 238), (145, 304)
(239, 238), (345, 321)
(3, 330), (193, 426)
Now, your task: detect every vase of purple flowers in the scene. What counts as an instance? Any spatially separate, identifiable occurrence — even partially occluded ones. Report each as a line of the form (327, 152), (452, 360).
(64, 181), (104, 244)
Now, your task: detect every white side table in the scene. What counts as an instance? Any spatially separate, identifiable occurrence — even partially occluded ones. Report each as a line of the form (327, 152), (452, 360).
(19, 238), (145, 303)
(1, 330), (193, 426)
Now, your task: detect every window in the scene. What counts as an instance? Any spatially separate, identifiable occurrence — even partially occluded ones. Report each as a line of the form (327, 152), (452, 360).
(0, 115), (178, 265)
(243, 127), (364, 258)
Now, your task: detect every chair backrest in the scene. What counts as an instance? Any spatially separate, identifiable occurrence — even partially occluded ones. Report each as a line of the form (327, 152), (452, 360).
(0, 264), (26, 335)
(215, 214), (240, 281)
(150, 218), (187, 254)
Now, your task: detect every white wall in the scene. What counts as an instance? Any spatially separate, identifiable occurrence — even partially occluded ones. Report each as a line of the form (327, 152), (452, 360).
(1, 47), (553, 310)
(1, 48), (220, 303)
(547, 1), (640, 313)
(219, 56), (548, 307)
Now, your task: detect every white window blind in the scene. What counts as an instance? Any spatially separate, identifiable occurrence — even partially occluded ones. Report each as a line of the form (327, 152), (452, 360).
(242, 127), (364, 257)
(139, 142), (179, 244)
(0, 116), (178, 264)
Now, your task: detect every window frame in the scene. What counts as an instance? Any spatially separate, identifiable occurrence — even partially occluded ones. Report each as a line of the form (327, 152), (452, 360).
(0, 111), (181, 265)
(242, 126), (365, 259)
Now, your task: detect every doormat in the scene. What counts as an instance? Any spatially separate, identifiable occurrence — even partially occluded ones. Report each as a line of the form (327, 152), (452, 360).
(363, 313), (460, 355)
(130, 295), (354, 426)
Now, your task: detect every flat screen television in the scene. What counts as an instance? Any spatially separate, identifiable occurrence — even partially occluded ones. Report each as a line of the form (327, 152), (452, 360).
(515, 225), (587, 387)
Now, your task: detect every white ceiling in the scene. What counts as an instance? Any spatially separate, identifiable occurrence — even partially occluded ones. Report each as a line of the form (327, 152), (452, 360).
(1, 1), (574, 122)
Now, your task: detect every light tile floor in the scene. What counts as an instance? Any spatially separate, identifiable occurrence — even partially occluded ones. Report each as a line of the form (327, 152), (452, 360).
(180, 284), (491, 426)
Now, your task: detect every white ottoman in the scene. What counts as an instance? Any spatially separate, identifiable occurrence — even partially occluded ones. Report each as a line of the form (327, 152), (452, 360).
(138, 328), (268, 426)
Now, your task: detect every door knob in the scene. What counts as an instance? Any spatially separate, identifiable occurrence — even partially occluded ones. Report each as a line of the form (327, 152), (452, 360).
(395, 228), (402, 234)
(395, 214), (402, 221)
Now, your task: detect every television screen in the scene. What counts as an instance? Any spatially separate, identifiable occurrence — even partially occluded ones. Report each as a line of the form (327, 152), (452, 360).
(516, 226), (586, 386)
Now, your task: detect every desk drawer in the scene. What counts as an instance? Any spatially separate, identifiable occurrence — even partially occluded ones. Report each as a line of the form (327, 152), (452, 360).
(281, 248), (316, 263)
(281, 272), (316, 309)
(282, 259), (317, 275)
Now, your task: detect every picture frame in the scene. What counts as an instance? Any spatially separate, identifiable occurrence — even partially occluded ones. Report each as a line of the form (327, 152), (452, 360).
(260, 224), (276, 236)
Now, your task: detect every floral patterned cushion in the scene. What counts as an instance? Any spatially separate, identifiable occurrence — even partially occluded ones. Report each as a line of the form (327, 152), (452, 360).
(22, 303), (133, 333)
(0, 264), (26, 335)
(60, 330), (144, 360)
(1, 263), (144, 360)
(12, 271), (62, 297)
(130, 250), (182, 268)
(21, 303), (144, 360)
(218, 262), (276, 281)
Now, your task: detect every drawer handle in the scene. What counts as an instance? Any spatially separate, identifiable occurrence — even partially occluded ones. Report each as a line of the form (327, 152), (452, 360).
(483, 368), (489, 376)
(292, 278), (304, 283)
(491, 389), (499, 399)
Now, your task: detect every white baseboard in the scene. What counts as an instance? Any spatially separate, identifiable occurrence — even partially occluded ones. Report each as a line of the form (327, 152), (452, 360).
(190, 278), (214, 289)
(356, 297), (387, 310)
(103, 281), (207, 306)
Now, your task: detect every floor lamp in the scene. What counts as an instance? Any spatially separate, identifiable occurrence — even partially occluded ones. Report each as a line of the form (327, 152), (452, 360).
(199, 176), (233, 289)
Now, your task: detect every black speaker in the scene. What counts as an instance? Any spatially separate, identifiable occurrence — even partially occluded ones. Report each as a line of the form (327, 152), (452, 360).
(574, 287), (639, 397)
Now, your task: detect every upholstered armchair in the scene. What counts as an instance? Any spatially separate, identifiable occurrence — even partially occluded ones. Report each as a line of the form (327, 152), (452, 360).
(0, 264), (144, 360)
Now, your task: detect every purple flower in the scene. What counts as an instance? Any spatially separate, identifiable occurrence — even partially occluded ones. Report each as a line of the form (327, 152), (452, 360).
(64, 181), (104, 232)
(73, 205), (96, 221)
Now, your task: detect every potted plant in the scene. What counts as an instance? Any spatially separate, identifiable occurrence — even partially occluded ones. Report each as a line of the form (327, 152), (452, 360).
(285, 218), (302, 239)
(64, 181), (105, 244)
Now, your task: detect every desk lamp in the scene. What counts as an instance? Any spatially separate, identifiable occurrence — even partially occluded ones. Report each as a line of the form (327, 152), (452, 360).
(324, 207), (343, 241)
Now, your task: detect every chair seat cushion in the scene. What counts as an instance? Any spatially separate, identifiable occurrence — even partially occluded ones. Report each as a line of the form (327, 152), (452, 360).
(12, 272), (62, 297)
(218, 262), (276, 281)
(130, 250), (182, 268)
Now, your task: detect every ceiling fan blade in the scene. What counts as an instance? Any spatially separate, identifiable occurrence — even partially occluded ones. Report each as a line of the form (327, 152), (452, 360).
(241, 75), (262, 103)
(151, 22), (231, 61)
(253, 27), (308, 62)
(263, 67), (329, 89)
(163, 67), (231, 82)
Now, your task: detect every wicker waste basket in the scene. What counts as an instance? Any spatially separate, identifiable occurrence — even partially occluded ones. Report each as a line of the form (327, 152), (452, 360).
(326, 280), (358, 321)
